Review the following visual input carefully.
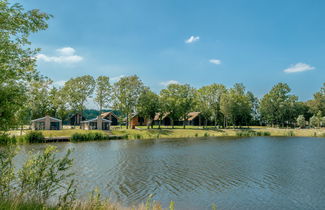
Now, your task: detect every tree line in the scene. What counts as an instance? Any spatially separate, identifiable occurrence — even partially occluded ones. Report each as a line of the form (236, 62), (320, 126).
(10, 74), (325, 130)
(0, 0), (324, 133)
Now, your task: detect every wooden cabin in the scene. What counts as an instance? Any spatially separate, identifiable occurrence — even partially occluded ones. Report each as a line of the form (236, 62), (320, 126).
(80, 115), (111, 130)
(101, 112), (119, 125)
(153, 113), (171, 126)
(186, 112), (204, 126)
(31, 115), (62, 130)
(69, 113), (85, 126)
(129, 114), (149, 128)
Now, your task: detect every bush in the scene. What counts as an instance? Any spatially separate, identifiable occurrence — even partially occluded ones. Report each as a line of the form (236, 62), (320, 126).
(236, 130), (271, 137)
(0, 135), (17, 145)
(24, 131), (45, 143)
(71, 132), (110, 142)
(286, 131), (295, 136)
(0, 146), (76, 206)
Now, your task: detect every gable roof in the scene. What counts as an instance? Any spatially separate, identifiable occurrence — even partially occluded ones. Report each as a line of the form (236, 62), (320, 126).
(100, 112), (119, 120)
(154, 112), (170, 121)
(187, 112), (201, 121)
(31, 116), (62, 122)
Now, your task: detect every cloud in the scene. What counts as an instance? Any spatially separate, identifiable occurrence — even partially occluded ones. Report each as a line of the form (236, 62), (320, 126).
(160, 80), (180, 86)
(185, 36), (200, 44)
(36, 47), (83, 64)
(111, 75), (125, 82)
(283, 63), (315, 73)
(209, 59), (221, 65)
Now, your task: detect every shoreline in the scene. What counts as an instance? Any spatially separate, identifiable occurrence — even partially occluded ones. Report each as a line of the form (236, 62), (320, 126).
(4, 127), (325, 144)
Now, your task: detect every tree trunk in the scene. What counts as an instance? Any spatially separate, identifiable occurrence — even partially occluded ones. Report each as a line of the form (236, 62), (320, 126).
(126, 115), (129, 129)
(172, 119), (174, 129)
(20, 125), (23, 136)
(183, 116), (186, 129)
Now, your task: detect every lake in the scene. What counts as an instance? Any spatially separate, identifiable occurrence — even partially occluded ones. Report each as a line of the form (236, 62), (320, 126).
(13, 137), (325, 209)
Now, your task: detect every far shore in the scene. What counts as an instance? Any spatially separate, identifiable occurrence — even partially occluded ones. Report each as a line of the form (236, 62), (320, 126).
(6, 126), (325, 142)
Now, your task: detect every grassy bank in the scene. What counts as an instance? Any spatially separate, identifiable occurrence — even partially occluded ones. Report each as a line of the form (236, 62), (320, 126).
(5, 127), (325, 144)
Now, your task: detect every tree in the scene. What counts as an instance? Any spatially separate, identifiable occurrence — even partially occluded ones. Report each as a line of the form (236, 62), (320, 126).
(0, 0), (50, 132)
(260, 83), (298, 127)
(220, 84), (252, 128)
(307, 83), (325, 115)
(49, 87), (69, 121)
(94, 76), (111, 113)
(113, 75), (144, 129)
(62, 75), (95, 115)
(247, 91), (260, 126)
(137, 88), (160, 128)
(160, 84), (196, 129)
(296, 115), (305, 128)
(27, 77), (53, 119)
(309, 115), (319, 128)
(196, 84), (226, 128)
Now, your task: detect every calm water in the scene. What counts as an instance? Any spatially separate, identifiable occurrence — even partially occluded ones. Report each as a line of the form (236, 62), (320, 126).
(13, 137), (325, 209)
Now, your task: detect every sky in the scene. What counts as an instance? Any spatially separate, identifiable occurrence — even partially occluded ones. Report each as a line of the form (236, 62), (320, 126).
(16, 0), (325, 107)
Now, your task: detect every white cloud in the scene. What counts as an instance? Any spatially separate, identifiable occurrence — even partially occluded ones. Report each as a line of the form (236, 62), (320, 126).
(56, 47), (75, 56)
(185, 36), (200, 44)
(283, 63), (315, 73)
(160, 80), (180, 86)
(209, 59), (221, 65)
(111, 75), (125, 82)
(36, 47), (83, 64)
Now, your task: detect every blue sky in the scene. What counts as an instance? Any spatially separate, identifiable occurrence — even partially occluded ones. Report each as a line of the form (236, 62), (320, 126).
(17, 0), (324, 105)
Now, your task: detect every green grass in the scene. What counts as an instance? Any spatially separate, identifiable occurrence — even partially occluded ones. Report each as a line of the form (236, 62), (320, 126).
(4, 127), (325, 144)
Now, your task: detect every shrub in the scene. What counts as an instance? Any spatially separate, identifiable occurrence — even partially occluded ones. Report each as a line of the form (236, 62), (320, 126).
(0, 145), (76, 206)
(0, 135), (17, 145)
(71, 132), (110, 142)
(286, 131), (295, 136)
(24, 131), (45, 143)
(236, 130), (270, 137)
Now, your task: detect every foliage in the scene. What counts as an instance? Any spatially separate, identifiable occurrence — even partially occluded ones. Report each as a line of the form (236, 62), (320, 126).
(196, 84), (226, 127)
(309, 115), (319, 128)
(0, 0), (51, 132)
(0, 145), (76, 206)
(24, 131), (45, 143)
(296, 115), (306, 128)
(160, 84), (196, 128)
(62, 75), (96, 113)
(236, 130), (271, 137)
(71, 132), (111, 141)
(307, 83), (325, 115)
(113, 75), (144, 129)
(0, 134), (17, 145)
(220, 83), (252, 127)
(137, 88), (160, 128)
(260, 83), (298, 127)
(94, 76), (112, 112)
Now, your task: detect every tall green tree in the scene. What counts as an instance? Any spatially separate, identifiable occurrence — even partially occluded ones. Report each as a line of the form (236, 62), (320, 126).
(220, 84), (252, 128)
(27, 77), (53, 119)
(160, 84), (196, 129)
(113, 75), (144, 129)
(48, 87), (69, 121)
(0, 0), (50, 132)
(137, 88), (160, 128)
(62, 75), (95, 115)
(196, 84), (226, 127)
(94, 76), (111, 113)
(307, 83), (325, 116)
(260, 83), (298, 127)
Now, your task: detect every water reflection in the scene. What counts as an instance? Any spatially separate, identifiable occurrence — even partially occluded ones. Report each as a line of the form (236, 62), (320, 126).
(11, 137), (325, 209)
